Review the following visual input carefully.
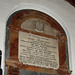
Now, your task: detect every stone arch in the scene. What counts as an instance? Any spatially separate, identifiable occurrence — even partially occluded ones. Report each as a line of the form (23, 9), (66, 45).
(5, 9), (71, 75)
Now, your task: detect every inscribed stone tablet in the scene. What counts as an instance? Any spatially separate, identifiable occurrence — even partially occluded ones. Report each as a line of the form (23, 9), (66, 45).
(18, 31), (59, 69)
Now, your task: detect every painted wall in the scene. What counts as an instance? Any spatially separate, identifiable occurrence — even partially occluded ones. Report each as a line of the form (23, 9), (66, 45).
(0, 0), (75, 75)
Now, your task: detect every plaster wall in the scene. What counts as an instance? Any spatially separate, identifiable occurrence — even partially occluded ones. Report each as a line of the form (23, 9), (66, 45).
(0, 0), (75, 75)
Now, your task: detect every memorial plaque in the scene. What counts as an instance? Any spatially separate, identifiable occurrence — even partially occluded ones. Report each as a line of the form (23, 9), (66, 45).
(5, 10), (71, 75)
(18, 31), (59, 69)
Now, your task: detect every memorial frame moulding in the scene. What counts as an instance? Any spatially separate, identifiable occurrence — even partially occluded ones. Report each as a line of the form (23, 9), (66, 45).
(5, 10), (72, 75)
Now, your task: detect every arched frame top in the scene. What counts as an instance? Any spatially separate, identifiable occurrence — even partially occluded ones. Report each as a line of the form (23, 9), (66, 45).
(9, 9), (67, 42)
(10, 10), (65, 34)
